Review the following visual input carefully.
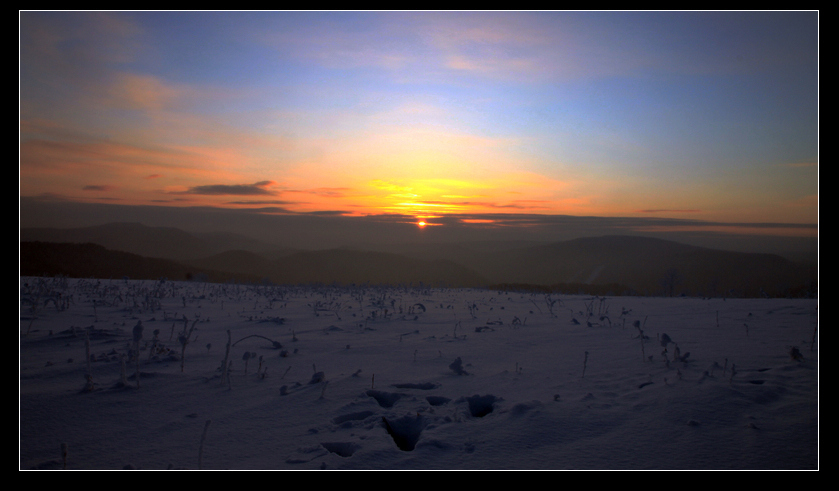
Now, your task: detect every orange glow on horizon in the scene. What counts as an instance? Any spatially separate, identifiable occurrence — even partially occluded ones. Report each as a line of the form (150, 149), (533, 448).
(460, 218), (496, 224)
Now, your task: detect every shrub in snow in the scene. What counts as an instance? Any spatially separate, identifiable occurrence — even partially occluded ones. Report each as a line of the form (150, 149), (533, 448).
(179, 317), (199, 373)
(673, 344), (690, 363)
(449, 357), (468, 375)
(147, 329), (161, 361)
(232, 334), (282, 349)
(308, 371), (325, 384)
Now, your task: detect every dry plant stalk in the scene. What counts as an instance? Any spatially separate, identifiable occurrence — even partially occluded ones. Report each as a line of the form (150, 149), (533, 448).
(133, 321), (143, 389)
(84, 328), (94, 392)
(198, 420), (212, 470)
(221, 330), (232, 387)
(180, 317), (199, 373)
(582, 351), (589, 378)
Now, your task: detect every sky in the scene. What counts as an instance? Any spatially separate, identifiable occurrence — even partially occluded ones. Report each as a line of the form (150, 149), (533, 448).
(20, 11), (818, 239)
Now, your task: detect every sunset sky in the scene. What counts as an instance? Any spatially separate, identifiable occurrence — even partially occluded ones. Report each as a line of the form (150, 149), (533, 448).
(20, 11), (818, 236)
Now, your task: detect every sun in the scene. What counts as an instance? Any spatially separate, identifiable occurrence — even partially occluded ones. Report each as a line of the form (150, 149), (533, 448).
(415, 215), (440, 228)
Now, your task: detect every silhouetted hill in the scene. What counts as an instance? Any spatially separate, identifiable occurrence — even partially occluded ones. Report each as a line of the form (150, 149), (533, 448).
(19, 227), (817, 297)
(371, 235), (816, 297)
(185, 249), (278, 277)
(190, 231), (286, 257)
(186, 248), (489, 287)
(20, 242), (489, 288)
(20, 242), (263, 284)
(269, 249), (488, 287)
(479, 236), (816, 297)
(20, 223), (278, 261)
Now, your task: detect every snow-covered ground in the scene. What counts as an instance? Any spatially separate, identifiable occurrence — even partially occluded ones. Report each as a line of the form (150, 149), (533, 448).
(20, 277), (818, 470)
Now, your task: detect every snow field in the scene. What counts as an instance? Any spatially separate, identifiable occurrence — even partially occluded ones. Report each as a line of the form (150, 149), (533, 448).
(20, 278), (818, 469)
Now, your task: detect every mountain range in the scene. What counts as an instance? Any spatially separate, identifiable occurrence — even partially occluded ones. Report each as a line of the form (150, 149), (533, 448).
(20, 223), (817, 297)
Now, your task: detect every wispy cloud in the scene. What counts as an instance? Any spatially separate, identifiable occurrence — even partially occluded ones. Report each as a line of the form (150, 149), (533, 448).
(104, 73), (184, 112)
(285, 187), (352, 198)
(21, 12), (143, 82)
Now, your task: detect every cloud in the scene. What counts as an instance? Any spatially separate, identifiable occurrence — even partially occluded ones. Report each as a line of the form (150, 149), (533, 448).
(105, 73), (183, 112)
(285, 187), (351, 198)
(150, 198), (194, 203)
(21, 127), (196, 173)
(299, 210), (352, 216)
(21, 12), (144, 83)
(636, 209), (702, 214)
(259, 13), (418, 71)
(179, 181), (277, 196)
(224, 200), (303, 206)
(409, 199), (552, 211)
(82, 185), (116, 192)
(444, 54), (536, 77)
(212, 205), (353, 217)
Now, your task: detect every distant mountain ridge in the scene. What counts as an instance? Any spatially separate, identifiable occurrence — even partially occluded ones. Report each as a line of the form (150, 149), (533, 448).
(368, 235), (816, 297)
(19, 242), (264, 284)
(185, 248), (488, 287)
(19, 223), (817, 297)
(20, 242), (489, 288)
(483, 235), (815, 297)
(20, 222), (283, 261)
